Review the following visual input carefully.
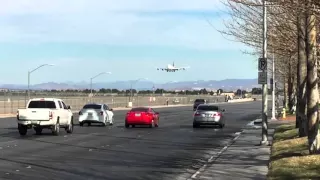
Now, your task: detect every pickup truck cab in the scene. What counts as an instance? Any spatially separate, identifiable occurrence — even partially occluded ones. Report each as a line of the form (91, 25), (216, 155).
(17, 98), (74, 136)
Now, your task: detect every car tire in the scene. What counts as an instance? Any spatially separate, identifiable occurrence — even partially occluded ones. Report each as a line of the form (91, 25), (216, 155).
(79, 122), (83, 127)
(149, 120), (154, 128)
(125, 122), (129, 128)
(109, 117), (114, 126)
(18, 124), (27, 136)
(52, 121), (60, 136)
(102, 118), (107, 127)
(34, 127), (43, 135)
(66, 118), (74, 134)
(193, 123), (198, 128)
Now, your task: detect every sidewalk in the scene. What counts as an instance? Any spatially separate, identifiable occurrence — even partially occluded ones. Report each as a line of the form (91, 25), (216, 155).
(193, 120), (280, 180)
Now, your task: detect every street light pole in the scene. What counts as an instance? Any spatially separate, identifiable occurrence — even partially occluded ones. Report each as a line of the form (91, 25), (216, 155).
(271, 50), (276, 120)
(161, 81), (177, 95)
(90, 72), (112, 97)
(129, 78), (148, 102)
(27, 64), (54, 100)
(261, 0), (269, 145)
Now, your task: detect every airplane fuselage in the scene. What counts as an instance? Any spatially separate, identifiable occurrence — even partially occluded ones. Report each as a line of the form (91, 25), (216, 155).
(156, 62), (188, 72)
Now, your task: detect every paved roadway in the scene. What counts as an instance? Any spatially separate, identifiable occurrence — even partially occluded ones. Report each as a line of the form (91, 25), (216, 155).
(0, 101), (261, 180)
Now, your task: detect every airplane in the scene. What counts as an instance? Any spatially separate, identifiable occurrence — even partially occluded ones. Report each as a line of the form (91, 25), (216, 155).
(156, 62), (190, 72)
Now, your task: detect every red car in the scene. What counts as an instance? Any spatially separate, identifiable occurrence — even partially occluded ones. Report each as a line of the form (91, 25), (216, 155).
(125, 107), (159, 128)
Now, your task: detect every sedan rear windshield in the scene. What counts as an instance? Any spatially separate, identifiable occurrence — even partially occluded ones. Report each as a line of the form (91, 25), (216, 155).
(194, 99), (205, 103)
(83, 104), (101, 109)
(197, 106), (219, 111)
(131, 107), (149, 112)
(28, 101), (56, 108)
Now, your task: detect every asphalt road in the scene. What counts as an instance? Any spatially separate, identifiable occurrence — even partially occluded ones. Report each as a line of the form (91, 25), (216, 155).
(0, 101), (261, 180)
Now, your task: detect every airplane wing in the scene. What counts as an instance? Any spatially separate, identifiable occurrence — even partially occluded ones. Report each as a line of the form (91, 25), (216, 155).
(178, 66), (190, 70)
(156, 67), (167, 71)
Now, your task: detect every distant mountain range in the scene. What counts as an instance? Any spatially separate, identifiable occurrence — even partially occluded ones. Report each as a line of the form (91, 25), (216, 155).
(0, 79), (260, 91)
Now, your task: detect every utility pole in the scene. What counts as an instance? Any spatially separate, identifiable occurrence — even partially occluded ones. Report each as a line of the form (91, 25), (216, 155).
(271, 51), (276, 120)
(260, 0), (269, 145)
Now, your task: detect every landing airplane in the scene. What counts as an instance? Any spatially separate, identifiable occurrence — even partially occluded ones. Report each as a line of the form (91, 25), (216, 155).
(156, 62), (190, 72)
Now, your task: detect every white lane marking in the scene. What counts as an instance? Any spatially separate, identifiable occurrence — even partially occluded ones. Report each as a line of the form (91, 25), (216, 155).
(190, 131), (243, 179)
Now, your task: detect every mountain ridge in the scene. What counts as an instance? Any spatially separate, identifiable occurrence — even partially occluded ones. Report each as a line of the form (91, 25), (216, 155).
(0, 78), (260, 90)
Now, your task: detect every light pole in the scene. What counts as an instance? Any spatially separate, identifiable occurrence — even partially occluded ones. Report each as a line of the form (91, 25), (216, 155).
(271, 50), (276, 120)
(28, 64), (54, 99)
(261, 0), (269, 145)
(129, 78), (148, 102)
(161, 81), (178, 95)
(90, 72), (112, 95)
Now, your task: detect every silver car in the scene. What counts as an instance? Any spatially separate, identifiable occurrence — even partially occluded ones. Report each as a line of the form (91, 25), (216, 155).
(193, 104), (226, 128)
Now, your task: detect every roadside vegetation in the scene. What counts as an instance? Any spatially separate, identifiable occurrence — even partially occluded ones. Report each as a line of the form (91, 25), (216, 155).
(268, 123), (320, 179)
(220, 0), (320, 153)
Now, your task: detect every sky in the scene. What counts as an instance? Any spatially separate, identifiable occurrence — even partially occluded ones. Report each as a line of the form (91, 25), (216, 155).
(0, 0), (257, 85)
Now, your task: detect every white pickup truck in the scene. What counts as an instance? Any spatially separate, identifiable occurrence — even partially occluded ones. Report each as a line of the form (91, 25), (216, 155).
(16, 98), (74, 136)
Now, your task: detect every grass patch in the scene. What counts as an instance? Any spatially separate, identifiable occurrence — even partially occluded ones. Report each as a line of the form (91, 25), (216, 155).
(268, 123), (320, 180)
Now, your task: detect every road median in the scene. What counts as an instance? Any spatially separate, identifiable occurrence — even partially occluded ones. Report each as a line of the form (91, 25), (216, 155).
(227, 98), (255, 103)
(267, 122), (319, 180)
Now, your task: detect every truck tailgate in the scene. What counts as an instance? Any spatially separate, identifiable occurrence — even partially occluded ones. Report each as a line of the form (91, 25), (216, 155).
(18, 109), (53, 121)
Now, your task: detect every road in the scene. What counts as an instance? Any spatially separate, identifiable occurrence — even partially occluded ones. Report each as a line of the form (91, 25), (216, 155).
(0, 101), (261, 180)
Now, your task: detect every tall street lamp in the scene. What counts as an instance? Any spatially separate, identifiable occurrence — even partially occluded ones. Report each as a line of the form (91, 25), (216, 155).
(90, 72), (112, 95)
(28, 64), (54, 99)
(162, 81), (178, 95)
(129, 78), (148, 101)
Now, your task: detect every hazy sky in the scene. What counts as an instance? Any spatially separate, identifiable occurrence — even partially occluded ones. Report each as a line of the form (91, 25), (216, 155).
(0, 0), (257, 85)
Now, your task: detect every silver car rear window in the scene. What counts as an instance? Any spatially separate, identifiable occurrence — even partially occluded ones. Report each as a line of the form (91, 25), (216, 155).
(83, 104), (101, 109)
(197, 106), (219, 111)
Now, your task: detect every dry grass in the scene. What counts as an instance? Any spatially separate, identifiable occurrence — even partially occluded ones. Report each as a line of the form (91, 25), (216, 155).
(268, 123), (320, 180)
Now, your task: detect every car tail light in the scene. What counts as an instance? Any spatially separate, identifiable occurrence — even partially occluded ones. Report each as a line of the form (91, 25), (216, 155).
(100, 111), (104, 116)
(79, 111), (82, 115)
(49, 111), (53, 120)
(214, 113), (221, 116)
(194, 111), (200, 116)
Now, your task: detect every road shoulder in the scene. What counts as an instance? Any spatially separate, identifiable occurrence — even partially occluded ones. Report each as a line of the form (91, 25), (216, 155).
(192, 120), (276, 180)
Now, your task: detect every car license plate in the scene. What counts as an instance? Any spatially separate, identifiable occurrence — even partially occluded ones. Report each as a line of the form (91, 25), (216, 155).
(31, 121), (40, 125)
(206, 114), (211, 117)
(88, 113), (92, 116)
(135, 113), (141, 116)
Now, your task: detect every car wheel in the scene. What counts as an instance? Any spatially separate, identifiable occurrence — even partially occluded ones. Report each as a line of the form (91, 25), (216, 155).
(149, 120), (154, 128)
(52, 121), (60, 136)
(66, 118), (74, 133)
(34, 127), (43, 135)
(79, 122), (83, 127)
(18, 124), (27, 136)
(102, 118), (107, 127)
(125, 122), (129, 128)
(193, 123), (198, 128)
(109, 117), (114, 126)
